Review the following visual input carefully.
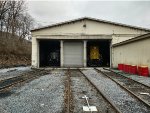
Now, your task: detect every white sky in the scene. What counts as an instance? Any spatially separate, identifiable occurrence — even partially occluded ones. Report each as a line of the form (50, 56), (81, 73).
(26, 0), (150, 29)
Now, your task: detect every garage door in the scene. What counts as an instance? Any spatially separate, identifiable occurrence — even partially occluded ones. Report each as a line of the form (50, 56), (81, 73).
(63, 41), (83, 67)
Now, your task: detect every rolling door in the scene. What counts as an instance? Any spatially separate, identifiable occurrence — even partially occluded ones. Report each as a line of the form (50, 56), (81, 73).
(63, 41), (83, 67)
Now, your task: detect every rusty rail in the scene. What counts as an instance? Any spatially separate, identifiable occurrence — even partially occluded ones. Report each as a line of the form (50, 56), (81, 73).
(95, 68), (150, 109)
(0, 70), (49, 92)
(67, 69), (71, 113)
(79, 69), (122, 113)
(103, 67), (150, 89)
(64, 68), (73, 113)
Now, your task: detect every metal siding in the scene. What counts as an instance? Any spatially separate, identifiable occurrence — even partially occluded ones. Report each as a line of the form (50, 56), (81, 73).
(31, 18), (149, 68)
(63, 41), (83, 67)
(112, 37), (150, 70)
(32, 19), (148, 36)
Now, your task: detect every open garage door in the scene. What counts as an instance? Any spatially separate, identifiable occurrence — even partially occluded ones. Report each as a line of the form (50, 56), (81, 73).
(39, 40), (60, 67)
(87, 40), (111, 67)
(63, 41), (83, 67)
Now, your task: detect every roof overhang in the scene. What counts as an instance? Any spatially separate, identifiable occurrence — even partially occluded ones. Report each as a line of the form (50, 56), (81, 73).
(34, 34), (112, 40)
(112, 33), (150, 47)
(31, 17), (150, 32)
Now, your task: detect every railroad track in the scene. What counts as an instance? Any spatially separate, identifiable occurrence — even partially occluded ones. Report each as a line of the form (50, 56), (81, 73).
(94, 68), (150, 113)
(103, 67), (150, 88)
(0, 69), (49, 93)
(64, 69), (121, 113)
(100, 70), (150, 107)
(96, 68), (150, 106)
(64, 69), (73, 113)
(79, 69), (122, 113)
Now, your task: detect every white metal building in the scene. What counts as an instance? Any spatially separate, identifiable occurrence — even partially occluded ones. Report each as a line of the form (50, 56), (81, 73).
(31, 17), (150, 68)
(112, 33), (150, 71)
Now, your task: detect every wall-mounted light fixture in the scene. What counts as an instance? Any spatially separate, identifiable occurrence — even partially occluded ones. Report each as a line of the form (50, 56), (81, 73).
(83, 24), (86, 28)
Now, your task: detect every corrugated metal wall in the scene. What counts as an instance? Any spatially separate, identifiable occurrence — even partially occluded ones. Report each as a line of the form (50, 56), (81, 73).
(31, 19), (149, 68)
(112, 36), (150, 72)
(63, 41), (84, 67)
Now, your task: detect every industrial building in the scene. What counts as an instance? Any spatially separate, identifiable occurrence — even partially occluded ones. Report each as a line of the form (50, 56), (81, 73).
(113, 33), (150, 69)
(31, 17), (150, 68)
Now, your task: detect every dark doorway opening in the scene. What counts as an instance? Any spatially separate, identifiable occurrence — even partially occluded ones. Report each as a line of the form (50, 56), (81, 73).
(87, 40), (111, 67)
(39, 40), (60, 67)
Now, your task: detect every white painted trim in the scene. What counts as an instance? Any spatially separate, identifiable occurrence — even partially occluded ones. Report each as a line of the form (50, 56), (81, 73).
(60, 40), (63, 67)
(110, 40), (112, 68)
(35, 35), (112, 40)
(84, 40), (87, 67)
(37, 40), (40, 68)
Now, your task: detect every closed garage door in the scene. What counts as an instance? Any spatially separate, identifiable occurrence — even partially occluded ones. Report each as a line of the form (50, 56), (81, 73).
(63, 41), (83, 67)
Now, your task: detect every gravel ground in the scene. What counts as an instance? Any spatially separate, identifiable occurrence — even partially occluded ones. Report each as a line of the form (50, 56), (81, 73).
(0, 69), (66, 113)
(82, 69), (150, 113)
(70, 70), (116, 113)
(97, 68), (110, 72)
(99, 69), (150, 105)
(112, 69), (150, 87)
(0, 66), (31, 80)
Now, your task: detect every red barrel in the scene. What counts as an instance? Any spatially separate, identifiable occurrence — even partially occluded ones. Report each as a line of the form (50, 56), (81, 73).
(128, 65), (132, 74)
(123, 64), (126, 72)
(122, 64), (125, 72)
(141, 66), (149, 77)
(118, 64), (123, 70)
(138, 66), (142, 76)
(124, 64), (130, 73)
(124, 64), (127, 72)
(130, 65), (137, 74)
(126, 64), (130, 73)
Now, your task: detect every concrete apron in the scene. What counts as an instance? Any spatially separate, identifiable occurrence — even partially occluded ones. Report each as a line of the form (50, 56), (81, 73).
(31, 67), (110, 70)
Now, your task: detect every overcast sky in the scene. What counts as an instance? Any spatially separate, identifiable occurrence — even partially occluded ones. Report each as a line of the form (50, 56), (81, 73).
(27, 0), (150, 29)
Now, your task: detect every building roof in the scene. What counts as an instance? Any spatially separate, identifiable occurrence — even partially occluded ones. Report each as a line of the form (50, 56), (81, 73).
(112, 33), (150, 47)
(31, 17), (150, 32)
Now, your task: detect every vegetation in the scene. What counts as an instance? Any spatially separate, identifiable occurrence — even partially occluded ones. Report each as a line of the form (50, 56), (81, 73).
(0, 1), (34, 68)
(0, 0), (34, 39)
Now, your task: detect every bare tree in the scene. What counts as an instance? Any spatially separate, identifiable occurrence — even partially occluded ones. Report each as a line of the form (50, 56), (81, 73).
(0, 1), (9, 34)
(7, 1), (24, 36)
(17, 13), (34, 40)
(0, 0), (34, 39)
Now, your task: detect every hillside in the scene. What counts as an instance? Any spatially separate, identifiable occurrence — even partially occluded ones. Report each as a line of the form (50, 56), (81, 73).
(0, 32), (31, 68)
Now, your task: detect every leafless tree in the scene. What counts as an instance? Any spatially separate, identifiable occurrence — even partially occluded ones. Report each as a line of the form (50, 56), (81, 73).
(0, 0), (34, 39)
(17, 13), (34, 40)
(0, 1), (9, 34)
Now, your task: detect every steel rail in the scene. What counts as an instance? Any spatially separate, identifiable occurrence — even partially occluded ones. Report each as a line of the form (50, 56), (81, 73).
(79, 69), (122, 113)
(64, 68), (72, 113)
(0, 70), (38, 84)
(66, 69), (71, 113)
(95, 68), (150, 108)
(103, 67), (150, 89)
(0, 70), (49, 92)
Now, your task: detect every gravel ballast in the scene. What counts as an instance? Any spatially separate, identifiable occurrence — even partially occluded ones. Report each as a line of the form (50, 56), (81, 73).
(112, 69), (150, 87)
(0, 69), (66, 113)
(70, 70), (116, 113)
(100, 69), (150, 105)
(0, 66), (31, 80)
(82, 69), (150, 113)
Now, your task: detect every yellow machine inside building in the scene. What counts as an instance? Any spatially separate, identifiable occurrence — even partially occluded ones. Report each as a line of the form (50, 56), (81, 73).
(90, 46), (100, 60)
(88, 45), (103, 66)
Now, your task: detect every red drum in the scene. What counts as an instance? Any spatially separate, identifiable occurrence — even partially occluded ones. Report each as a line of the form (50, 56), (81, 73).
(141, 66), (149, 77)
(138, 66), (142, 76)
(118, 64), (124, 70)
(130, 65), (137, 74)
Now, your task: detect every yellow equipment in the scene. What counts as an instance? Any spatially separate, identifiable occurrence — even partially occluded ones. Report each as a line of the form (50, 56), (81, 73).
(90, 46), (100, 60)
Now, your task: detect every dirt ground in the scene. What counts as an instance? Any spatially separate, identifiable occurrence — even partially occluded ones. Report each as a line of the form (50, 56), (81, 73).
(1, 68), (150, 113)
(0, 54), (30, 68)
